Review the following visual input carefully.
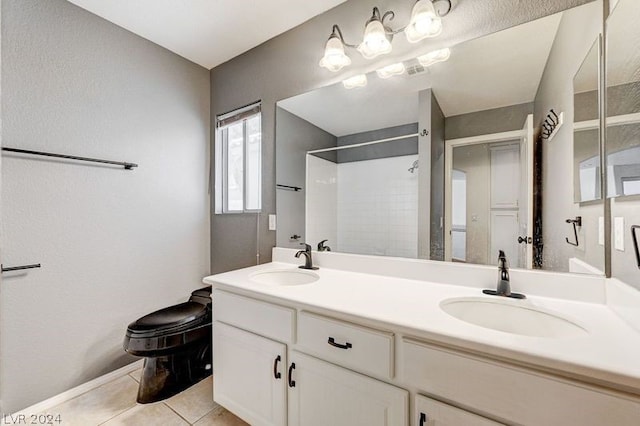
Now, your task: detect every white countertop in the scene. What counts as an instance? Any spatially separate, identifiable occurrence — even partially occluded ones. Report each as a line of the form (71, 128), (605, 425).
(204, 254), (640, 395)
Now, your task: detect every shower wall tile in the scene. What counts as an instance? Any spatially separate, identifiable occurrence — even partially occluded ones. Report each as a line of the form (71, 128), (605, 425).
(337, 155), (419, 258)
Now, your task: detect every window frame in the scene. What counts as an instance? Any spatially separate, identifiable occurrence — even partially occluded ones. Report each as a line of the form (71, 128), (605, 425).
(215, 102), (262, 214)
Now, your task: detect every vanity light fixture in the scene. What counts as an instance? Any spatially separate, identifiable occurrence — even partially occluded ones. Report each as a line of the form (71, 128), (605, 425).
(376, 62), (406, 79)
(417, 47), (451, 67)
(319, 25), (352, 72)
(342, 74), (368, 89)
(405, 0), (444, 42)
(319, 0), (452, 72)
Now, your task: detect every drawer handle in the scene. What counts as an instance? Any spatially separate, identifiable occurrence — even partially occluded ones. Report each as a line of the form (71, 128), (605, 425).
(273, 355), (281, 379)
(328, 337), (353, 350)
(419, 412), (428, 426)
(288, 363), (296, 387)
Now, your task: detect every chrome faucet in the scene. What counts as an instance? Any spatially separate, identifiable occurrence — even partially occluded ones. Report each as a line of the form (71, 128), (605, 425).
(482, 250), (525, 299)
(317, 240), (331, 252)
(295, 243), (319, 270)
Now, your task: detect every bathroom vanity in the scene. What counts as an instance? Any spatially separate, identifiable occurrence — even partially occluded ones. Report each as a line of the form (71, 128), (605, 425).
(204, 249), (640, 426)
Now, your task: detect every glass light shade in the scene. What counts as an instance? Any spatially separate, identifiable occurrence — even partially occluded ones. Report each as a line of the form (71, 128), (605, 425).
(405, 0), (443, 43)
(342, 74), (368, 89)
(417, 47), (451, 67)
(358, 20), (392, 59)
(319, 36), (351, 72)
(376, 62), (406, 79)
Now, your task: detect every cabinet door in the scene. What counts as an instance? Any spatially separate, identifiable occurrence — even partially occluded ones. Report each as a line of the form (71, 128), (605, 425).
(288, 351), (408, 426)
(213, 321), (287, 426)
(416, 395), (504, 426)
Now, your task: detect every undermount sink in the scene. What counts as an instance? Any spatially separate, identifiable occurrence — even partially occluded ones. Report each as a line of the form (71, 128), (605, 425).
(440, 297), (588, 338)
(249, 269), (319, 286)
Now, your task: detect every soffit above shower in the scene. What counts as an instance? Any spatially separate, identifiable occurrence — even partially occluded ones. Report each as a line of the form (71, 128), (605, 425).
(66, 0), (347, 69)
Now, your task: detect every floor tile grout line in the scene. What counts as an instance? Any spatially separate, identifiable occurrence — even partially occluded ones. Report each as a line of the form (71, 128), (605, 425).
(96, 403), (139, 426)
(164, 402), (194, 425)
(190, 404), (223, 425)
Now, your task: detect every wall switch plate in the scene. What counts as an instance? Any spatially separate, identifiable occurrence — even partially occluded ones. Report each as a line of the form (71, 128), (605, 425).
(614, 217), (625, 251)
(598, 216), (604, 246)
(268, 214), (277, 231)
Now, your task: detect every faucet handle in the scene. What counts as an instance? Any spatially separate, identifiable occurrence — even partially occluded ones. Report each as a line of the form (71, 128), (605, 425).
(497, 250), (508, 269)
(299, 243), (312, 252)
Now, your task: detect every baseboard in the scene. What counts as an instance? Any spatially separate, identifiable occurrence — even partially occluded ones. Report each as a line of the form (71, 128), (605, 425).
(13, 360), (143, 416)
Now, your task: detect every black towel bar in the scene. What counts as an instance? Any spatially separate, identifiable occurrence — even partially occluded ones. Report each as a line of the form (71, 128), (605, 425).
(1, 263), (41, 273)
(277, 184), (302, 192)
(632, 225), (640, 269)
(2, 147), (138, 170)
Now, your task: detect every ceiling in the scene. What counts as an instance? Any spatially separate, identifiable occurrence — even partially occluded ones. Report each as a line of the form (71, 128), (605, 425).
(279, 11), (563, 137)
(66, 0), (347, 69)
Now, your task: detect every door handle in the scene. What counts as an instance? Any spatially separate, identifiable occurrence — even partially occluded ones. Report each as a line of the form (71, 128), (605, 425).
(517, 236), (532, 244)
(288, 363), (296, 387)
(273, 355), (281, 379)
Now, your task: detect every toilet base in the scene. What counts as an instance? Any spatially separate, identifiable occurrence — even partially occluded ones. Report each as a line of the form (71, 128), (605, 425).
(137, 341), (212, 404)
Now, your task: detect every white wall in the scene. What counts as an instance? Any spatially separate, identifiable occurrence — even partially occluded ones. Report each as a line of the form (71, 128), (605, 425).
(0, 0), (210, 412)
(337, 155), (419, 258)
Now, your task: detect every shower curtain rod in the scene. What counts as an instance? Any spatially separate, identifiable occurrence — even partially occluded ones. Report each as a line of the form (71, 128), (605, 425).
(307, 132), (419, 155)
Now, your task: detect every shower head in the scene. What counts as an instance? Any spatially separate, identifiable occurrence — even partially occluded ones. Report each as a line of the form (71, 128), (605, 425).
(408, 160), (419, 173)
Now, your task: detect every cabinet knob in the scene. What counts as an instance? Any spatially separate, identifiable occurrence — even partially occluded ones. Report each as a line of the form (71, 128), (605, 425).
(288, 363), (296, 387)
(273, 355), (281, 379)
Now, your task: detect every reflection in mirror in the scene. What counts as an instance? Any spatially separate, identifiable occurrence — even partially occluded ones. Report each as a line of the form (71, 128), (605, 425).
(573, 39), (601, 203)
(606, 0), (640, 198)
(276, 2), (604, 274)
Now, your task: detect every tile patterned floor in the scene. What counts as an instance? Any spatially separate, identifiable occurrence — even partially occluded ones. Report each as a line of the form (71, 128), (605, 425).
(41, 368), (248, 425)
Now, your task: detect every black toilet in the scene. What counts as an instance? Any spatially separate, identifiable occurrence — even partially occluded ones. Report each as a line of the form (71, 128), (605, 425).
(123, 286), (212, 403)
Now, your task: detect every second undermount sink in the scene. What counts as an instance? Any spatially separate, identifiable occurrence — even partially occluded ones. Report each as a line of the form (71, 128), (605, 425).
(440, 297), (588, 338)
(249, 269), (319, 286)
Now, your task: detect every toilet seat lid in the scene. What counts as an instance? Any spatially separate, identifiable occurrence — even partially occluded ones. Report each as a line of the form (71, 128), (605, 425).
(128, 301), (208, 332)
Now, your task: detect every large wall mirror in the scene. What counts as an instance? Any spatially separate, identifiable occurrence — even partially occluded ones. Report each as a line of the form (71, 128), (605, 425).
(606, 0), (640, 199)
(606, 0), (640, 288)
(276, 1), (605, 275)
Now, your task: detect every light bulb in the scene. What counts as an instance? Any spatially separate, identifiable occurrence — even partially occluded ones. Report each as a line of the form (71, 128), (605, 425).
(342, 74), (368, 89)
(319, 35), (351, 72)
(417, 47), (451, 67)
(406, 0), (443, 43)
(358, 20), (392, 59)
(376, 62), (406, 79)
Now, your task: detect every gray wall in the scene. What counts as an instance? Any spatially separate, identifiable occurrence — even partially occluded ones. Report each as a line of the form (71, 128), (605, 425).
(209, 0), (593, 274)
(275, 108), (336, 249)
(430, 94), (446, 260)
(336, 123), (418, 163)
(533, 1), (604, 273)
(0, 0), (210, 412)
(445, 102), (534, 140)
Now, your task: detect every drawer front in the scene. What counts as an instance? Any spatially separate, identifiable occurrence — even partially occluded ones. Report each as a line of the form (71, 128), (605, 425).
(297, 311), (394, 379)
(402, 338), (640, 426)
(415, 395), (504, 426)
(213, 290), (294, 343)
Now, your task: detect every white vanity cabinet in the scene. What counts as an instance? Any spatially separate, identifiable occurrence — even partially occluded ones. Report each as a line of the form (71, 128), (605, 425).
(288, 351), (409, 426)
(211, 287), (640, 426)
(415, 394), (504, 426)
(213, 322), (287, 426)
(212, 290), (295, 426)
